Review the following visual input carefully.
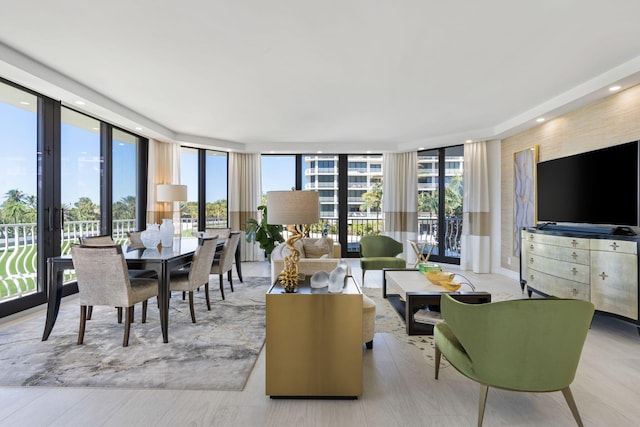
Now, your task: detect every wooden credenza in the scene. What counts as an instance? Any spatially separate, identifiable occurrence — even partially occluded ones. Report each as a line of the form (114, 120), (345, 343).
(521, 227), (639, 331)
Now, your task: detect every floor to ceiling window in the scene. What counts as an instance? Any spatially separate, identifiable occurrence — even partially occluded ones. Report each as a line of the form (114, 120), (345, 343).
(180, 147), (199, 236)
(61, 108), (101, 247)
(417, 145), (464, 264)
(205, 150), (228, 229)
(1, 78), (148, 318)
(0, 81), (39, 307)
(112, 129), (138, 240)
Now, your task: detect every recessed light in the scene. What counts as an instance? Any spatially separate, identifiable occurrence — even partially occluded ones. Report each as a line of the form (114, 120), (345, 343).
(609, 85), (621, 92)
(465, 140), (473, 143)
(317, 150), (323, 154)
(135, 126), (143, 131)
(536, 118), (545, 123)
(19, 101), (30, 105)
(74, 100), (86, 105)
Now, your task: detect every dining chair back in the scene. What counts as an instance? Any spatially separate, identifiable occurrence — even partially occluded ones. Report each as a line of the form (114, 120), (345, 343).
(210, 232), (241, 300)
(169, 237), (218, 323)
(71, 244), (159, 346)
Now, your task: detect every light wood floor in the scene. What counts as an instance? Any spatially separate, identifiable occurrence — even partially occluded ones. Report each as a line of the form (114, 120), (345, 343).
(1, 261), (639, 427)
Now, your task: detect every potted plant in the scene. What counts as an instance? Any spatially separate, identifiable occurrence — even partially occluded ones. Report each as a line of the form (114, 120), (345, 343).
(245, 205), (285, 261)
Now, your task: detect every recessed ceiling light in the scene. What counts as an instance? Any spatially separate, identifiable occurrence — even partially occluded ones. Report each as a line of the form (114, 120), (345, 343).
(317, 150), (323, 154)
(418, 147), (424, 150)
(609, 85), (621, 92)
(19, 101), (30, 105)
(74, 100), (86, 105)
(536, 118), (545, 123)
(135, 126), (143, 131)
(465, 140), (473, 143)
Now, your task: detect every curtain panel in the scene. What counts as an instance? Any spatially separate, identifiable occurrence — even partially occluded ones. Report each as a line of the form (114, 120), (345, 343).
(383, 152), (418, 264)
(460, 141), (491, 273)
(229, 152), (262, 261)
(146, 139), (178, 225)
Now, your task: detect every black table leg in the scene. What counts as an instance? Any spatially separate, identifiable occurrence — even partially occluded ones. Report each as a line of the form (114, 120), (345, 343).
(235, 242), (243, 282)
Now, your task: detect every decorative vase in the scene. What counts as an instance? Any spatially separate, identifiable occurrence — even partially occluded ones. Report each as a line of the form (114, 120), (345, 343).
(160, 218), (174, 247)
(140, 223), (161, 249)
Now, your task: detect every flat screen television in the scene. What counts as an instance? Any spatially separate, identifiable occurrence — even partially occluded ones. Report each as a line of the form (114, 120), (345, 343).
(536, 141), (639, 227)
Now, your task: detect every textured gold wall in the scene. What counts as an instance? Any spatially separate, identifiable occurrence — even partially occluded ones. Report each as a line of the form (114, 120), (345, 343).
(501, 84), (640, 272)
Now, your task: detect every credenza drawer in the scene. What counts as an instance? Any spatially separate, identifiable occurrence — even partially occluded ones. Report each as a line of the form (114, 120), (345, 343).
(590, 239), (637, 255)
(524, 232), (590, 250)
(527, 254), (590, 284)
(525, 269), (590, 300)
(526, 241), (590, 265)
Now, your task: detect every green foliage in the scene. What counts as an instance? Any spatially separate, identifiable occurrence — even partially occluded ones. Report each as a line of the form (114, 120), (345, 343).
(244, 205), (284, 257)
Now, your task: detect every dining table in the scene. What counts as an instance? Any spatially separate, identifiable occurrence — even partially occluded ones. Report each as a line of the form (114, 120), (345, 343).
(42, 237), (238, 344)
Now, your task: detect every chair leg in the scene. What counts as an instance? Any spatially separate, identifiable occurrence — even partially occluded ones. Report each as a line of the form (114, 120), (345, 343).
(365, 340), (373, 349)
(478, 384), (489, 427)
(205, 283), (211, 310)
(362, 270), (366, 286)
(87, 305), (93, 320)
(561, 386), (585, 427)
(182, 291), (186, 300)
(188, 291), (196, 323)
(117, 307), (123, 324)
(78, 305), (87, 345)
(142, 300), (148, 323)
(228, 272), (234, 292)
(123, 306), (133, 347)
(435, 345), (441, 379)
(219, 274), (225, 300)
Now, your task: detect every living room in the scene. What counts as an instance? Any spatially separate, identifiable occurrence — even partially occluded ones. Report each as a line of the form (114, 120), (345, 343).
(2, 2), (640, 426)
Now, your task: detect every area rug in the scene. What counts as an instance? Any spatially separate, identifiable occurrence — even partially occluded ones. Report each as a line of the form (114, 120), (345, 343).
(0, 276), (270, 390)
(363, 287), (516, 367)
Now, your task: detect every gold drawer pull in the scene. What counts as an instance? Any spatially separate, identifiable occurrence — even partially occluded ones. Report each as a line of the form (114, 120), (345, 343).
(571, 252), (578, 260)
(572, 288), (578, 296)
(529, 258), (534, 264)
(610, 242), (619, 251)
(571, 267), (578, 276)
(598, 272), (608, 280)
(529, 274), (535, 281)
(529, 244), (534, 250)
(571, 239), (579, 248)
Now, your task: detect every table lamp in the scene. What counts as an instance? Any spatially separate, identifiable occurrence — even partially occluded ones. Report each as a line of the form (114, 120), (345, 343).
(267, 190), (319, 292)
(156, 184), (187, 247)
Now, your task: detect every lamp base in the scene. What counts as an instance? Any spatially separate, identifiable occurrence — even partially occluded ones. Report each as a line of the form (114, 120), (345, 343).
(278, 225), (303, 292)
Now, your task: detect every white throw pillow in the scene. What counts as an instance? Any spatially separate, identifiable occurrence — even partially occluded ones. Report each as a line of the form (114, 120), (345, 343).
(303, 237), (333, 258)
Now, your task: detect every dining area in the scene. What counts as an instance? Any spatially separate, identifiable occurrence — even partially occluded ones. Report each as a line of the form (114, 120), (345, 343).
(42, 230), (243, 346)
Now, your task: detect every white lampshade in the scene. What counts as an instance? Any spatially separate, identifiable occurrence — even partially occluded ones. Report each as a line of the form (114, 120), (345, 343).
(267, 191), (319, 225)
(157, 184), (187, 202)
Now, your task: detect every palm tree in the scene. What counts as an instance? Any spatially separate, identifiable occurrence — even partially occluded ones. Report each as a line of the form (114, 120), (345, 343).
(360, 183), (383, 221)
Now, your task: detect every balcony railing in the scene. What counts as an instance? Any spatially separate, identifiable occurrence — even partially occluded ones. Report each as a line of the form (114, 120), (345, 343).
(0, 216), (462, 302)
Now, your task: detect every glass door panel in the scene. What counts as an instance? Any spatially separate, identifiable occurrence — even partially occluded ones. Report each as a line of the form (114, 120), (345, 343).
(112, 129), (138, 243)
(0, 82), (38, 303)
(205, 150), (228, 230)
(180, 147), (199, 237)
(60, 108), (101, 258)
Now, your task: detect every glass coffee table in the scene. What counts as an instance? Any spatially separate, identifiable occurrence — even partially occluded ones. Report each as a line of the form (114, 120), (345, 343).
(382, 268), (491, 335)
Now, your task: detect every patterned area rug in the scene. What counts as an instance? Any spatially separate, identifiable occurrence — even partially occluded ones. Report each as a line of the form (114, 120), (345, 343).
(363, 287), (516, 367)
(0, 276), (269, 390)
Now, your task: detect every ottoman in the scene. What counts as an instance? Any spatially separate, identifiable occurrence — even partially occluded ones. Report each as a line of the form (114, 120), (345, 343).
(363, 294), (377, 349)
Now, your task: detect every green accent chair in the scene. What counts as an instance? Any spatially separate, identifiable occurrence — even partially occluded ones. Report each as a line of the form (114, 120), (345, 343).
(434, 293), (594, 427)
(359, 235), (406, 285)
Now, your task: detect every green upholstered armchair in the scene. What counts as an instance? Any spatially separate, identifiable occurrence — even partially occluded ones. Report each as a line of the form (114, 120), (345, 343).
(434, 294), (594, 427)
(359, 235), (406, 285)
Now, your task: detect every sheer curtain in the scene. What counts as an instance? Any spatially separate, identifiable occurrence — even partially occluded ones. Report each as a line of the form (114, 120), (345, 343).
(229, 152), (262, 261)
(383, 152), (418, 263)
(146, 139), (179, 225)
(460, 141), (491, 273)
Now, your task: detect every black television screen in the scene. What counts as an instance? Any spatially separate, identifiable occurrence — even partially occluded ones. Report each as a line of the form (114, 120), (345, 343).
(536, 141), (639, 226)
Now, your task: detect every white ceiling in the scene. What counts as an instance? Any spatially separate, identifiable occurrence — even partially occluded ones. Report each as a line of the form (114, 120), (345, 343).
(2, 0), (640, 153)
